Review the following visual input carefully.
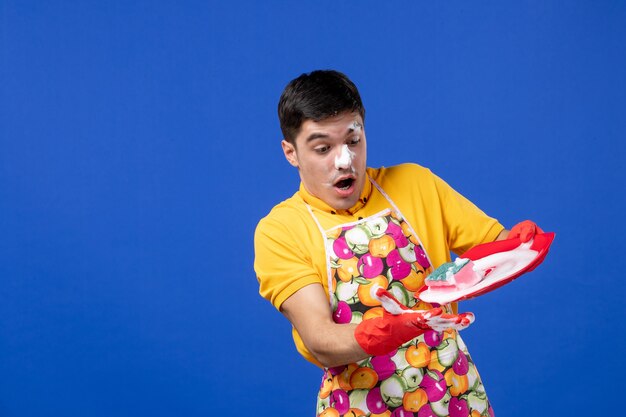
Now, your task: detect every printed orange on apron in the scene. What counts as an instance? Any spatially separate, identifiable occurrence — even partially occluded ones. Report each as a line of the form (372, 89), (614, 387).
(307, 178), (495, 417)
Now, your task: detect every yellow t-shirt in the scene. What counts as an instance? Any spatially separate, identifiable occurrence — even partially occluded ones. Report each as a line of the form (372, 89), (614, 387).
(254, 163), (504, 366)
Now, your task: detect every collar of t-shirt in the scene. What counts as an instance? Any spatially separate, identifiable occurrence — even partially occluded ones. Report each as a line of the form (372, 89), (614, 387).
(297, 173), (373, 216)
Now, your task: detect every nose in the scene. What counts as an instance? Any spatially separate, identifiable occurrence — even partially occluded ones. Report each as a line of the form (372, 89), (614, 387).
(335, 145), (355, 170)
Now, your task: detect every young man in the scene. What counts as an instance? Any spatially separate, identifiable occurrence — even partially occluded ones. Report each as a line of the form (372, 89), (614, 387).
(254, 70), (540, 417)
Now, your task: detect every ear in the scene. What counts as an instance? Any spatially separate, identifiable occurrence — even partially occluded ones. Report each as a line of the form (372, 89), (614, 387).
(281, 140), (299, 168)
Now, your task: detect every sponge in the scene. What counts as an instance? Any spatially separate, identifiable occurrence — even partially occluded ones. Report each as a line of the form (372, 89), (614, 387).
(425, 258), (483, 291)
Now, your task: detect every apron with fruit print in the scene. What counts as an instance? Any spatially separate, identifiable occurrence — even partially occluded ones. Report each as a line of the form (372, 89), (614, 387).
(307, 178), (495, 417)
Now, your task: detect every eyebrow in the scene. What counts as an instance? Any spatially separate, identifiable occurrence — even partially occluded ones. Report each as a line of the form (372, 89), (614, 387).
(305, 133), (329, 143)
(305, 124), (362, 143)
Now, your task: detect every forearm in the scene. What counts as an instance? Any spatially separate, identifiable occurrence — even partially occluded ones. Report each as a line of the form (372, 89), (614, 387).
(280, 283), (370, 368)
(495, 228), (510, 241)
(281, 283), (474, 367)
(300, 322), (370, 368)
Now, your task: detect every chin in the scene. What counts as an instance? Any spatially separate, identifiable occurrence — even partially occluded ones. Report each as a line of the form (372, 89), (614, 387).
(333, 196), (359, 211)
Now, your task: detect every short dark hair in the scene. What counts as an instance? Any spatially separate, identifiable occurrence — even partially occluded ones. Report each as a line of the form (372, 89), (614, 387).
(278, 70), (365, 144)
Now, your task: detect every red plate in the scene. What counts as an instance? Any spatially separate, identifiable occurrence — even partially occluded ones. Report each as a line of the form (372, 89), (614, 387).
(418, 232), (555, 304)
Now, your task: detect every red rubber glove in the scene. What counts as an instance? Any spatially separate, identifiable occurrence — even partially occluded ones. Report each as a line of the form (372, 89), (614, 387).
(354, 286), (474, 356)
(508, 220), (544, 243)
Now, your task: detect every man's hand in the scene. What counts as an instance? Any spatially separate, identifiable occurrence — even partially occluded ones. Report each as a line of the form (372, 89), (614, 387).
(354, 286), (474, 356)
(508, 220), (544, 243)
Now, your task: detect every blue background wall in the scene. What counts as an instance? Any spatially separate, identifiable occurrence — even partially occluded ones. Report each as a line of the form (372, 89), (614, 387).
(1, 1), (625, 416)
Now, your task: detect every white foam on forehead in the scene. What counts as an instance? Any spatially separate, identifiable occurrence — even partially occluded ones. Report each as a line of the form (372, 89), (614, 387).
(349, 121), (362, 132)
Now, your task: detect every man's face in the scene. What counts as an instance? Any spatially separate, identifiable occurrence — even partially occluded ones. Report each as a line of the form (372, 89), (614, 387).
(282, 112), (367, 211)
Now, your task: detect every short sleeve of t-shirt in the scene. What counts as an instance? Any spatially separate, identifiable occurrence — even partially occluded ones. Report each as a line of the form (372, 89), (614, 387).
(254, 208), (323, 310)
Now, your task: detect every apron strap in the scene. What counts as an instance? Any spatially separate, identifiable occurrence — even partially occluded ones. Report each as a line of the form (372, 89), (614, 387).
(370, 177), (402, 215)
(370, 177), (434, 271)
(305, 203), (335, 296)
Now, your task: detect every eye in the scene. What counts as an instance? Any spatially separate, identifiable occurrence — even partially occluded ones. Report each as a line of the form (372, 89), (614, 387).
(348, 136), (360, 146)
(314, 145), (330, 154)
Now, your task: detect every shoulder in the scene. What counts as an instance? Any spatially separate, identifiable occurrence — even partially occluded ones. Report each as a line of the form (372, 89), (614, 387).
(368, 163), (438, 191)
(369, 163), (434, 181)
(254, 192), (321, 250)
(256, 193), (307, 234)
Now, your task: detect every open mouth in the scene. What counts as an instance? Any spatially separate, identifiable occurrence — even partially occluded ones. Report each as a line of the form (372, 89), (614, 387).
(334, 177), (355, 190)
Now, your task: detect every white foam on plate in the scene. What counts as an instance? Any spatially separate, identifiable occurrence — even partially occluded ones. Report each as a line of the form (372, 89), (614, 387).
(419, 241), (539, 304)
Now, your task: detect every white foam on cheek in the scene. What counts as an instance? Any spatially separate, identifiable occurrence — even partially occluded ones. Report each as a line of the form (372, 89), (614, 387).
(334, 144), (355, 169)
